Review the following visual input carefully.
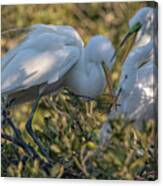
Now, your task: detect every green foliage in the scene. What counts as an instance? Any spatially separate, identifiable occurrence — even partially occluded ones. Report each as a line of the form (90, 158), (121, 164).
(1, 91), (157, 179)
(1, 2), (157, 180)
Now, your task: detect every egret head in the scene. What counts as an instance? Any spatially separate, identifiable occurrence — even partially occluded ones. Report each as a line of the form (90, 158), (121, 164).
(129, 7), (155, 39)
(85, 35), (115, 70)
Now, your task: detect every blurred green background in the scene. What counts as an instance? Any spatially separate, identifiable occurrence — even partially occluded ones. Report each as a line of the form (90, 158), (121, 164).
(1, 2), (157, 179)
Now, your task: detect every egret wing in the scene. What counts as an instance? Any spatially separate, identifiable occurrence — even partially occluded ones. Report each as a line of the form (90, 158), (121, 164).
(2, 25), (83, 95)
(27, 24), (83, 47)
(2, 24), (83, 71)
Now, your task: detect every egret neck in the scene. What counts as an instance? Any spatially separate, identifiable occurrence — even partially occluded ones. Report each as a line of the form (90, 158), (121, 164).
(64, 47), (106, 99)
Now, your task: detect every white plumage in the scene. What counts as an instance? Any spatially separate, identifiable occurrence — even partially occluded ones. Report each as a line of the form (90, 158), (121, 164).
(110, 7), (157, 128)
(2, 24), (115, 105)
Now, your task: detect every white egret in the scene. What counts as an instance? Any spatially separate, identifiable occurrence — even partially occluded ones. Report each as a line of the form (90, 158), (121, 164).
(2, 24), (116, 103)
(109, 7), (157, 130)
(2, 24), (117, 160)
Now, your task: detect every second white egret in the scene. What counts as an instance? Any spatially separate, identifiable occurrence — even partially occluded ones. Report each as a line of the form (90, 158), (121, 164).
(110, 7), (157, 129)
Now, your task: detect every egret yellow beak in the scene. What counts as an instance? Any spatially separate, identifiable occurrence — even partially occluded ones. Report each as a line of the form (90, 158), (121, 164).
(100, 22), (142, 109)
(101, 61), (114, 99)
(110, 22), (142, 63)
(120, 22), (142, 48)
